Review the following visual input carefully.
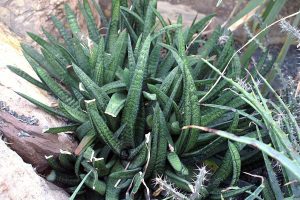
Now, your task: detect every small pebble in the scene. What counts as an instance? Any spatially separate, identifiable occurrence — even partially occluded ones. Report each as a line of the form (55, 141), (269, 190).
(0, 101), (39, 126)
(18, 131), (31, 138)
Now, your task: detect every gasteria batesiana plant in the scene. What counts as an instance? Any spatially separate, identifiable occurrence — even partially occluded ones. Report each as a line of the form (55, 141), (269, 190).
(8, 0), (300, 199)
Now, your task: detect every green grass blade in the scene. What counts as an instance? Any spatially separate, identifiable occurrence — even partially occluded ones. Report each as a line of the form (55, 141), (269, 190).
(163, 75), (182, 119)
(42, 27), (58, 44)
(155, 107), (168, 174)
(41, 48), (78, 89)
(105, 92), (126, 117)
(72, 63), (109, 112)
(50, 15), (73, 53)
(150, 3), (172, 44)
(101, 80), (127, 94)
(151, 24), (182, 41)
(75, 131), (96, 155)
(108, 0), (121, 52)
(64, 4), (81, 35)
(147, 36), (162, 77)
(165, 40), (200, 153)
(257, 70), (300, 138)
(72, 37), (90, 75)
(7, 65), (49, 91)
(192, 27), (221, 78)
(241, 0), (287, 66)
(82, 0), (100, 43)
(15, 92), (68, 119)
(143, 0), (157, 41)
(69, 170), (92, 200)
(120, 6), (145, 26)
(92, 36), (105, 86)
(145, 106), (159, 178)
(167, 151), (189, 176)
(185, 126), (300, 181)
(147, 84), (180, 119)
(121, 35), (152, 147)
(59, 101), (88, 123)
(256, 126), (284, 199)
(43, 124), (79, 134)
(106, 30), (127, 82)
(186, 14), (215, 43)
(160, 66), (179, 94)
(91, 0), (108, 27)
(228, 141), (241, 186)
(202, 103), (263, 127)
(21, 44), (48, 71)
(227, 0), (264, 28)
(121, 11), (138, 43)
(127, 35), (136, 80)
(35, 67), (79, 108)
(86, 99), (123, 156)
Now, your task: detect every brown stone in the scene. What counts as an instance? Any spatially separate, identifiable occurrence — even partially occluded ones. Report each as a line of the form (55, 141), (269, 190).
(0, 111), (77, 173)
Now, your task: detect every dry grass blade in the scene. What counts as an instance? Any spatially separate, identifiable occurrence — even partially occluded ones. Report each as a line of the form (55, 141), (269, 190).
(183, 125), (300, 181)
(200, 10), (300, 103)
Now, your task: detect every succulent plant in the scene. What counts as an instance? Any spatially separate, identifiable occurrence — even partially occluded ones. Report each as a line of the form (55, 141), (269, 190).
(9, 0), (297, 199)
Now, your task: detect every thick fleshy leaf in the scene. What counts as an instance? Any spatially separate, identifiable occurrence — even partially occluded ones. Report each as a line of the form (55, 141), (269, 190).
(121, 35), (152, 147)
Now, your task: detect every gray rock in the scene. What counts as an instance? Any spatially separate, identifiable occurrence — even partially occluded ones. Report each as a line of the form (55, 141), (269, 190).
(0, 22), (77, 173)
(157, 1), (205, 26)
(0, 139), (69, 200)
(0, 0), (69, 43)
(0, 0), (100, 44)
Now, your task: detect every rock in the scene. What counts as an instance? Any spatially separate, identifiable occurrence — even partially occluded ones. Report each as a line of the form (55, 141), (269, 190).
(0, 0), (68, 43)
(0, 23), (66, 128)
(1, 0), (298, 45)
(157, 1), (205, 26)
(0, 22), (77, 172)
(0, 0), (100, 44)
(160, 0), (300, 44)
(0, 110), (77, 173)
(0, 139), (69, 200)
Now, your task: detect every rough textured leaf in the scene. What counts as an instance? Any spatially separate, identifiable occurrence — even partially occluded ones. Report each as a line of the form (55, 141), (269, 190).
(121, 35), (151, 147)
